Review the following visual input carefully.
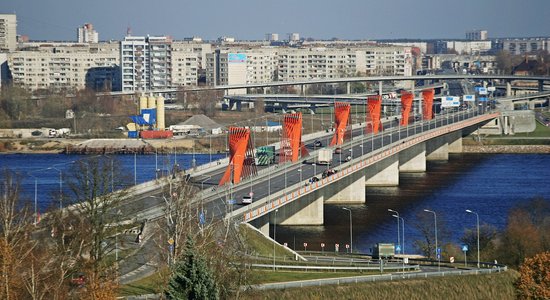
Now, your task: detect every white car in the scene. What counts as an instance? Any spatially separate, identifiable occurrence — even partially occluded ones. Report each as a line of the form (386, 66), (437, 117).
(242, 195), (253, 205)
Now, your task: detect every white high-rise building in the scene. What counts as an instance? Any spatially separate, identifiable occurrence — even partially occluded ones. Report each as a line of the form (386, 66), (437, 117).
(266, 33), (279, 41)
(77, 23), (99, 43)
(466, 30), (488, 41)
(120, 35), (172, 92)
(0, 14), (17, 52)
(289, 33), (300, 42)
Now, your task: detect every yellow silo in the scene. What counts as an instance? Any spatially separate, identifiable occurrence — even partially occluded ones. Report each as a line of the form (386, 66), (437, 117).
(147, 96), (156, 109)
(156, 96), (165, 130)
(139, 96), (148, 113)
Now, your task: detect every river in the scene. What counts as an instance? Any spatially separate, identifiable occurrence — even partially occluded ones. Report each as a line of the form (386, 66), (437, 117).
(1, 152), (549, 254)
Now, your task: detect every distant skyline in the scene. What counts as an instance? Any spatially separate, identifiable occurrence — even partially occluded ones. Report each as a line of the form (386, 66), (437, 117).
(2, 0), (550, 41)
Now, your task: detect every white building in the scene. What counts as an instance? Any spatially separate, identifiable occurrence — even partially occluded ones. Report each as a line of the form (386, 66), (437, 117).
(0, 14), (17, 52)
(120, 35), (172, 92)
(446, 41), (492, 55)
(502, 38), (550, 55)
(466, 30), (488, 41)
(266, 33), (279, 41)
(8, 42), (119, 90)
(77, 23), (99, 43)
(289, 33), (300, 42)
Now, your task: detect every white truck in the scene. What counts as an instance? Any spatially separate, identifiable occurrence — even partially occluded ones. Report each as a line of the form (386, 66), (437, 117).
(317, 149), (333, 165)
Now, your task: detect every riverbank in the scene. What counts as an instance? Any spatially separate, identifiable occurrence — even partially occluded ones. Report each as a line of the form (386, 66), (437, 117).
(463, 144), (550, 153)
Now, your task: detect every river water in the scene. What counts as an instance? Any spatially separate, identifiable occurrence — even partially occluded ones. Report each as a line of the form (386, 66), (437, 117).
(1, 152), (549, 254)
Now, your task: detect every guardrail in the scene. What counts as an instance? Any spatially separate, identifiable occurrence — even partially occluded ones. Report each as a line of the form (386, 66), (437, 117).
(248, 265), (508, 291)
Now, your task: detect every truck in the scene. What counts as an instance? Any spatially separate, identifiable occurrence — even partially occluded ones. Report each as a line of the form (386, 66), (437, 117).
(372, 243), (395, 259)
(255, 146), (276, 166)
(317, 149), (333, 165)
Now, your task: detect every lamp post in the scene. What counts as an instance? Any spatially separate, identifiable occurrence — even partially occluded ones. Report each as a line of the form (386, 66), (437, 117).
(466, 209), (480, 268)
(342, 207), (353, 254)
(388, 209), (400, 254)
(423, 209), (439, 272)
(298, 167), (302, 184)
(273, 209), (278, 270)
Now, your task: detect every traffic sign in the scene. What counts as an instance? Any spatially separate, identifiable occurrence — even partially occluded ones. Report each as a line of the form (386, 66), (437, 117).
(168, 238), (174, 245)
(437, 247), (441, 254)
(395, 245), (401, 253)
(450, 257), (455, 263)
(462, 245), (468, 252)
(283, 242), (288, 247)
(437, 254), (441, 259)
(335, 243), (339, 252)
(303, 242), (308, 247)
(321, 243), (325, 248)
(345, 244), (350, 249)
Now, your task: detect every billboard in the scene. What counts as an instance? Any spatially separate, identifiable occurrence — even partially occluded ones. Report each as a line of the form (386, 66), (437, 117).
(479, 97), (488, 102)
(463, 95), (475, 102)
(441, 96), (460, 108)
(478, 87), (488, 95)
(228, 53), (247, 63)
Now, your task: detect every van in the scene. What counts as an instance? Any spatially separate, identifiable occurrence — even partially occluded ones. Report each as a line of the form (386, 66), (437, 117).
(242, 195), (253, 205)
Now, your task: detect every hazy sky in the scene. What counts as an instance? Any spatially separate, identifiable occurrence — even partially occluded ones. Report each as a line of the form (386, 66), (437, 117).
(2, 0), (550, 41)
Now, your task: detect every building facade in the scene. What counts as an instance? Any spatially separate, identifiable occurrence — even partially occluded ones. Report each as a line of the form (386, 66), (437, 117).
(466, 30), (488, 41)
(0, 14), (17, 52)
(502, 38), (550, 55)
(8, 42), (119, 91)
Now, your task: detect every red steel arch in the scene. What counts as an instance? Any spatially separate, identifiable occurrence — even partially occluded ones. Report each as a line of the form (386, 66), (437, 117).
(422, 89), (435, 120)
(330, 102), (351, 146)
(366, 95), (382, 134)
(400, 91), (414, 126)
(280, 112), (304, 163)
(219, 127), (257, 186)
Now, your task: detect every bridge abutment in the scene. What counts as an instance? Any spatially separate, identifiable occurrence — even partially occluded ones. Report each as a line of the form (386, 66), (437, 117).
(399, 143), (426, 172)
(365, 155), (399, 186)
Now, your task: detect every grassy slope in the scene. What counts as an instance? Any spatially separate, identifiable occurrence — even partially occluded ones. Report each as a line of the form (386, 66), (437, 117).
(241, 270), (519, 300)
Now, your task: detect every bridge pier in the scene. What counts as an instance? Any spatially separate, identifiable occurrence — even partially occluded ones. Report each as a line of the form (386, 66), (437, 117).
(278, 189), (324, 226)
(506, 81), (512, 97)
(426, 138), (449, 161)
(325, 170), (366, 204)
(399, 143), (426, 172)
(447, 131), (463, 153)
(347, 82), (351, 94)
(365, 155), (399, 186)
(539, 80), (544, 92)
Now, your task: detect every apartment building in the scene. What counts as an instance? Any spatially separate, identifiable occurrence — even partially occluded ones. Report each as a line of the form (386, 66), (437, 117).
(277, 48), (361, 81)
(360, 46), (412, 76)
(8, 42), (119, 91)
(206, 48), (278, 92)
(77, 23), (99, 43)
(0, 14), (17, 52)
(502, 38), (550, 55)
(120, 35), (173, 92)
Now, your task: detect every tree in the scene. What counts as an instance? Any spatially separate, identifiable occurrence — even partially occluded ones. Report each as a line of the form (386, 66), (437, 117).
(515, 251), (550, 299)
(461, 223), (498, 262)
(0, 169), (33, 300)
(63, 157), (130, 298)
(165, 236), (219, 300)
(412, 209), (451, 259)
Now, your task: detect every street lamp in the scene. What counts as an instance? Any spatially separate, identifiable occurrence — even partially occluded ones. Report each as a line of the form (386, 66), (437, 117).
(423, 209), (439, 272)
(388, 209), (400, 254)
(298, 167), (303, 184)
(341, 207), (353, 254)
(273, 209), (279, 270)
(466, 209), (480, 269)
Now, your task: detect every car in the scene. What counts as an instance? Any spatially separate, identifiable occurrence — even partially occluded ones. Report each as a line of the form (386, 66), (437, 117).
(242, 195), (253, 205)
(334, 147), (342, 154)
(310, 176), (320, 183)
(314, 140), (322, 147)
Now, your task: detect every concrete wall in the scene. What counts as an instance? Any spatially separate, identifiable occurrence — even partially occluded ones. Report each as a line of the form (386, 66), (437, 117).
(399, 143), (426, 172)
(426, 136), (449, 161)
(365, 155), (399, 186)
(277, 189), (324, 226)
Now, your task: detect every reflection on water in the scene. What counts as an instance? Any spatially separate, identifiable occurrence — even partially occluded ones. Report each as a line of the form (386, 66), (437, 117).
(275, 153), (550, 254)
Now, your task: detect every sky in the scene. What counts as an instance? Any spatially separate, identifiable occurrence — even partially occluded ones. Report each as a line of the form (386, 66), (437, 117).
(2, 0), (550, 41)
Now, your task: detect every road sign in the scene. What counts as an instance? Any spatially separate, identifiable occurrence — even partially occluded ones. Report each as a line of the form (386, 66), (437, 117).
(303, 242), (308, 247)
(283, 242), (288, 247)
(450, 256), (455, 263)
(321, 243), (325, 248)
(345, 244), (350, 249)
(437, 247), (441, 254)
(462, 245), (469, 252)
(395, 245), (401, 253)
(168, 238), (174, 245)
(335, 243), (339, 252)
(437, 254), (441, 259)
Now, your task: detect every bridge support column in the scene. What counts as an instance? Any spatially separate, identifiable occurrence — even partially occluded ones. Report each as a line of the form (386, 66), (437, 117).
(300, 85), (305, 96)
(325, 171), (366, 203)
(426, 138), (448, 161)
(278, 190), (324, 226)
(399, 143), (426, 172)
(447, 131), (463, 153)
(506, 81), (512, 97)
(366, 155), (399, 186)
(539, 80), (544, 92)
(347, 82), (351, 94)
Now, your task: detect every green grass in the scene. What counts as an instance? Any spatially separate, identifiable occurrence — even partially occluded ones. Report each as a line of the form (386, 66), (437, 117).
(241, 270), (520, 300)
(249, 270), (387, 284)
(118, 271), (167, 296)
(511, 121), (550, 138)
(239, 224), (295, 258)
